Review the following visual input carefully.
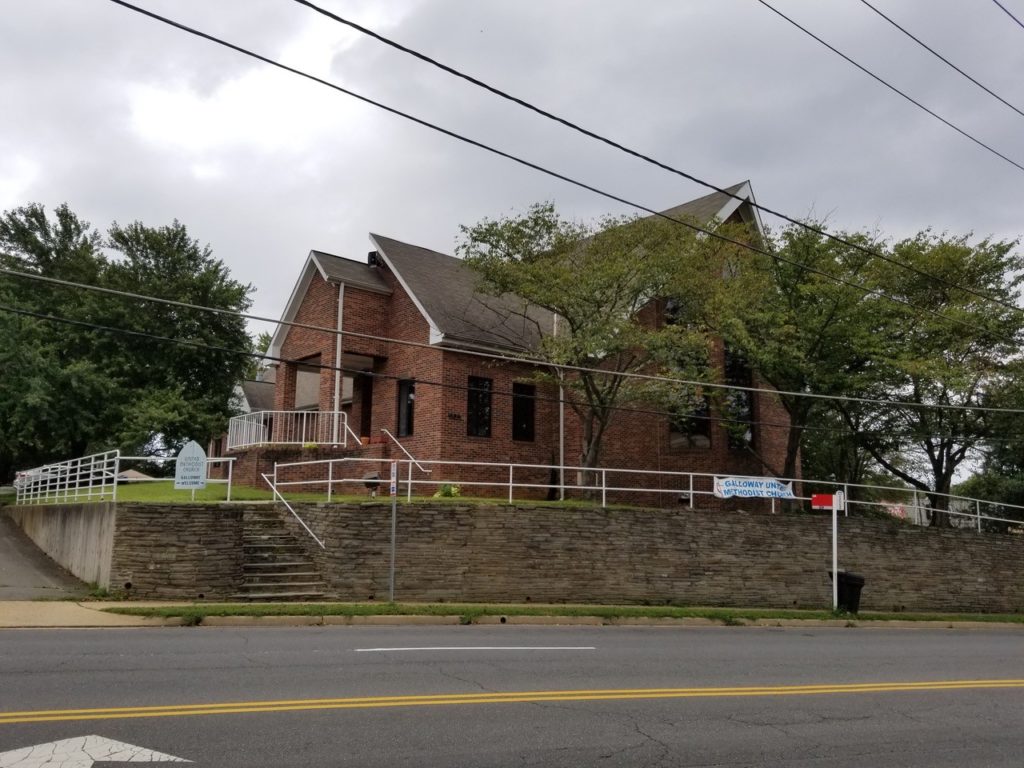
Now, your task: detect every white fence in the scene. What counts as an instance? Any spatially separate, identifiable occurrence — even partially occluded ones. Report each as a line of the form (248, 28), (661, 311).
(227, 410), (357, 450)
(266, 456), (1024, 533)
(14, 450), (235, 505)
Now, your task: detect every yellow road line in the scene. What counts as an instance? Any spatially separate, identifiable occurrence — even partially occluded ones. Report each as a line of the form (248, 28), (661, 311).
(2, 679), (1022, 725)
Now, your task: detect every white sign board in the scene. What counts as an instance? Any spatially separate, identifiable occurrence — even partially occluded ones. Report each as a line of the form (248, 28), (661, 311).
(713, 476), (795, 499)
(389, 461), (398, 497)
(174, 440), (208, 490)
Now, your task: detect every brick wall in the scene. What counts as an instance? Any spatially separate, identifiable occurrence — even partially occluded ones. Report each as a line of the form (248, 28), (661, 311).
(108, 503), (245, 600)
(282, 502), (1024, 613)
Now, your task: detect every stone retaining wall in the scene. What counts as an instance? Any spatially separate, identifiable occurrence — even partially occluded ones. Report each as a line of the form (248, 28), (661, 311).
(108, 504), (245, 600)
(282, 503), (1024, 613)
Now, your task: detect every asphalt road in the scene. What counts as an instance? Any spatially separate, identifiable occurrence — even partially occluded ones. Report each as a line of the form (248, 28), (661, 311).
(1, 625), (1022, 767)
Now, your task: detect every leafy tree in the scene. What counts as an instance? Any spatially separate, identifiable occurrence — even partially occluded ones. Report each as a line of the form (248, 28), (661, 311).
(0, 204), (254, 480)
(838, 232), (1024, 527)
(714, 222), (883, 480)
(458, 203), (718, 472)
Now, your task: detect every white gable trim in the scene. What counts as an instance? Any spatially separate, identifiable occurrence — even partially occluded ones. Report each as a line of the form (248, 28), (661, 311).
(710, 181), (766, 238)
(267, 252), (320, 359)
(369, 234), (445, 345)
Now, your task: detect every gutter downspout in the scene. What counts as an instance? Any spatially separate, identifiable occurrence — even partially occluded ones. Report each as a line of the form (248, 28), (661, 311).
(332, 282), (345, 444)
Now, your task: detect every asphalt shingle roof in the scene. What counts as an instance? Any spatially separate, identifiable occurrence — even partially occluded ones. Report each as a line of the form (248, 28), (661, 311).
(657, 181), (748, 224)
(240, 380), (275, 412)
(312, 250), (391, 293)
(370, 182), (750, 352)
(371, 234), (554, 351)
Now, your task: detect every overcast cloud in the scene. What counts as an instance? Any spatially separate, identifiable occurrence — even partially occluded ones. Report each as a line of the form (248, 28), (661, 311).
(3, 0), (1022, 333)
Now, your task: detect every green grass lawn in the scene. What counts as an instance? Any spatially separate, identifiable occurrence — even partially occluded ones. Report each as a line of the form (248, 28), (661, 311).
(102, 601), (1024, 625)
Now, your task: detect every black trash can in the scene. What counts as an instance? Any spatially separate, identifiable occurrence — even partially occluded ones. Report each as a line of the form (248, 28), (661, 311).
(829, 570), (865, 613)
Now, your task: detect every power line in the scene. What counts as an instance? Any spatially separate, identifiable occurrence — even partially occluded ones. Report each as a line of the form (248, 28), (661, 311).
(2, 302), (1017, 443)
(857, 0), (1024, 121)
(3, 266), (1021, 416)
(103, 0), (1011, 343)
(992, 0), (1024, 30)
(292, 0), (1024, 322)
(755, 0), (1024, 175)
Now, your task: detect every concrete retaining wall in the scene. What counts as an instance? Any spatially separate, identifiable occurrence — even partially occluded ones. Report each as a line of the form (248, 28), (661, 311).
(6, 503), (116, 587)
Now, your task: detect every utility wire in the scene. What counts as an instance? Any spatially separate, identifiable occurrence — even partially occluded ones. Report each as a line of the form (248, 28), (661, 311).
(104, 0), (1009, 343)
(2, 302), (1017, 442)
(992, 0), (1024, 30)
(858, 0), (1024, 121)
(3, 266), (1021, 415)
(756, 0), (1024, 175)
(293, 0), (1024, 320)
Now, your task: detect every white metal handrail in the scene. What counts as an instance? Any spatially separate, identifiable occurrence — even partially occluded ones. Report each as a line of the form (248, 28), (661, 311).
(14, 452), (236, 505)
(262, 471), (325, 549)
(269, 456), (1024, 531)
(227, 410), (351, 451)
(14, 450), (119, 505)
(380, 429), (431, 473)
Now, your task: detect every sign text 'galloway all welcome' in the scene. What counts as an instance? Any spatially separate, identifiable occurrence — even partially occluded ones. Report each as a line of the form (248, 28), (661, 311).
(713, 476), (795, 499)
(173, 440), (208, 490)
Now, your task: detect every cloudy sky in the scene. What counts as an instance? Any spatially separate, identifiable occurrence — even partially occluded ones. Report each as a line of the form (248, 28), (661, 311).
(3, 0), (1022, 333)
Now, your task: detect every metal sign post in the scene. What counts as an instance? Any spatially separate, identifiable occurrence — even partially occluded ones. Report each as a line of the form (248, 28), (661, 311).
(388, 461), (397, 603)
(812, 492), (845, 610)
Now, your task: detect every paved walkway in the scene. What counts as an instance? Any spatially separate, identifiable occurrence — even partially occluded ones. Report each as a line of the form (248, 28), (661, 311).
(0, 513), (86, 601)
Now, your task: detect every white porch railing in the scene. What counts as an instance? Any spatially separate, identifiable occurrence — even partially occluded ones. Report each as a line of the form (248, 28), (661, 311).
(227, 410), (358, 450)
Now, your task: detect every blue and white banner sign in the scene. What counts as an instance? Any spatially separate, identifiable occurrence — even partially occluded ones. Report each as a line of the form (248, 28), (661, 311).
(713, 476), (795, 499)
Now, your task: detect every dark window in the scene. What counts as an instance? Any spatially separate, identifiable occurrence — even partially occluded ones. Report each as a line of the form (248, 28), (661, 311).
(512, 383), (536, 441)
(467, 376), (492, 437)
(724, 347), (755, 449)
(669, 396), (711, 449)
(397, 379), (415, 437)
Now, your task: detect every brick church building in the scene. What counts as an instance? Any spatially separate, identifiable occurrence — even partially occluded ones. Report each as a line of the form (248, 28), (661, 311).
(222, 182), (792, 505)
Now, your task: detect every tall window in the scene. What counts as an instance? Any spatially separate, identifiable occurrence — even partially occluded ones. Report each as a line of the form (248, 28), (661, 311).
(512, 383), (536, 441)
(723, 347), (755, 449)
(397, 379), (415, 437)
(467, 376), (492, 437)
(669, 397), (711, 449)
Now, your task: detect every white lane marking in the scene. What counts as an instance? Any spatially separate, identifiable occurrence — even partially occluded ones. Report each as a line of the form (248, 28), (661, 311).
(0, 736), (190, 767)
(355, 646), (596, 652)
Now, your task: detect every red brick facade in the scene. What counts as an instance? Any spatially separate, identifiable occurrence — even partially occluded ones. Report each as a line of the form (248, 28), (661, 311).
(228, 243), (794, 510)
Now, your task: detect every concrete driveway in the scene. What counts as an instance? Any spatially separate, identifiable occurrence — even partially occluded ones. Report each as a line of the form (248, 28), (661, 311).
(0, 512), (86, 600)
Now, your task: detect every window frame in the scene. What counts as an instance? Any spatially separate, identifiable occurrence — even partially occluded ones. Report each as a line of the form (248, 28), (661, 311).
(466, 376), (493, 438)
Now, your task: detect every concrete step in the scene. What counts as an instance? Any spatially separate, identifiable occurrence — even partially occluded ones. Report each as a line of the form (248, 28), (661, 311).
(243, 561), (315, 570)
(241, 572), (322, 585)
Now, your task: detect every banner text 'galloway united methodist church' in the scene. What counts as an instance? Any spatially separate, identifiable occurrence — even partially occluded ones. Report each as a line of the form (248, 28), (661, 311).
(713, 476), (795, 499)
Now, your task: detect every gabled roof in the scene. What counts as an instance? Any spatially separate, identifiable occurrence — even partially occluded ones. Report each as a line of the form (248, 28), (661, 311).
(240, 379), (275, 412)
(370, 233), (555, 352)
(369, 181), (762, 353)
(268, 250), (391, 359)
(658, 180), (764, 233)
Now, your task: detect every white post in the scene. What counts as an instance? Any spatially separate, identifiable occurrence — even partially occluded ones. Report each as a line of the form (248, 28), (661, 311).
(976, 499), (982, 533)
(112, 451), (120, 502)
(832, 501), (839, 611)
(226, 459), (233, 502)
(407, 461), (413, 503)
(601, 469), (607, 508)
(389, 461), (398, 603)
(508, 465), (514, 504)
(844, 483), (850, 517)
(327, 461), (333, 503)
(689, 474), (694, 509)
